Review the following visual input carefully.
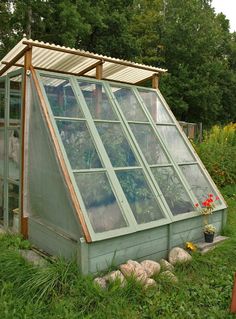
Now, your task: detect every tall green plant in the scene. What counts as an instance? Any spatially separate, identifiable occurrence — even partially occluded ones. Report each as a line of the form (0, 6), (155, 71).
(196, 123), (236, 187)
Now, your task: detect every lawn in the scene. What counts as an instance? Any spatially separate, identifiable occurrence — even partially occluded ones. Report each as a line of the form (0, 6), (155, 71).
(0, 185), (236, 319)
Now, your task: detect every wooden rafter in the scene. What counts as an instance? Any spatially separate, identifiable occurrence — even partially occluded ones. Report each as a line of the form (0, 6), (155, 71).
(22, 40), (167, 74)
(0, 45), (31, 76)
(77, 59), (104, 76)
(30, 66), (92, 243)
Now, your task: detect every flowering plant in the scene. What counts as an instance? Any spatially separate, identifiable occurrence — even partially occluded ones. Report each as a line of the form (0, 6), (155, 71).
(195, 194), (220, 217)
(203, 224), (216, 234)
(185, 241), (197, 252)
(195, 194), (220, 236)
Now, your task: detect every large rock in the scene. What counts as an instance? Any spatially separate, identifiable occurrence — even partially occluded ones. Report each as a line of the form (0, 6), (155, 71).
(160, 270), (178, 283)
(127, 260), (141, 268)
(168, 247), (192, 265)
(94, 277), (107, 289)
(144, 278), (157, 288)
(120, 260), (147, 283)
(104, 270), (126, 286)
(140, 260), (161, 277)
(160, 259), (174, 272)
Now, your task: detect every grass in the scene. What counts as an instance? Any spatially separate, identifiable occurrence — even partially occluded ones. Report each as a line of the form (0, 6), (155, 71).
(0, 185), (236, 319)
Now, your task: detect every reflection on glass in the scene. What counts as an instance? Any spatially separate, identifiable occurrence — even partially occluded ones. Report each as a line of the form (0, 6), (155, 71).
(0, 178), (3, 225)
(8, 183), (19, 228)
(41, 76), (83, 118)
(75, 172), (127, 233)
(8, 130), (20, 180)
(180, 164), (221, 205)
(130, 124), (169, 165)
(0, 81), (5, 121)
(158, 126), (194, 163)
(111, 86), (147, 122)
(10, 75), (22, 121)
(116, 169), (164, 224)
(0, 130), (4, 177)
(96, 122), (138, 167)
(138, 89), (173, 123)
(78, 81), (118, 120)
(151, 167), (194, 215)
(57, 120), (102, 170)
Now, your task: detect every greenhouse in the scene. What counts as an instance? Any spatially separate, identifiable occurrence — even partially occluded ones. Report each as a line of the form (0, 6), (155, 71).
(0, 39), (227, 273)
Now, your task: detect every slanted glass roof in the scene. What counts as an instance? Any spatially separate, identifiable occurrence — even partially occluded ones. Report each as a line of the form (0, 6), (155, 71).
(37, 71), (226, 241)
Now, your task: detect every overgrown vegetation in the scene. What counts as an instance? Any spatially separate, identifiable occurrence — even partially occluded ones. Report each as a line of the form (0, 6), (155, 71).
(196, 123), (236, 187)
(0, 185), (235, 318)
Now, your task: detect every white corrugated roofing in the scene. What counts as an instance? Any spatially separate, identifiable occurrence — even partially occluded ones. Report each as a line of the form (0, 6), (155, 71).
(0, 38), (167, 84)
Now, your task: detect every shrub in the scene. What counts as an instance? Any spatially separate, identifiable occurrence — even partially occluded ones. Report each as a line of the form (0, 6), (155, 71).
(196, 123), (236, 187)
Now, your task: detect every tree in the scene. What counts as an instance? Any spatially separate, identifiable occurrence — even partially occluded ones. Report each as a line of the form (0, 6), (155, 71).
(158, 0), (232, 124)
(0, 0), (235, 124)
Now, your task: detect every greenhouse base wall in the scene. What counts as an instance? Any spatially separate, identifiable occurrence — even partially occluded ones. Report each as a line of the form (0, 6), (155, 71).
(28, 209), (226, 274)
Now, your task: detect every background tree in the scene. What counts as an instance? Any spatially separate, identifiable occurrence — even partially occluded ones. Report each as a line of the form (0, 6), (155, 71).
(0, 0), (235, 124)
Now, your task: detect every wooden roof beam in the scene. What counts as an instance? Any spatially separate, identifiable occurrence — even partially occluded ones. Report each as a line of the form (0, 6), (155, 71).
(2, 61), (156, 87)
(0, 45), (32, 76)
(77, 59), (104, 76)
(135, 73), (160, 88)
(22, 40), (167, 74)
(30, 65), (92, 242)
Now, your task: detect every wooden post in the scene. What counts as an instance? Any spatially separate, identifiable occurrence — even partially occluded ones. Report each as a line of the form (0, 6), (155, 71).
(20, 46), (32, 238)
(0, 46), (31, 77)
(230, 273), (236, 313)
(151, 73), (159, 122)
(152, 73), (159, 89)
(199, 122), (203, 143)
(96, 63), (103, 80)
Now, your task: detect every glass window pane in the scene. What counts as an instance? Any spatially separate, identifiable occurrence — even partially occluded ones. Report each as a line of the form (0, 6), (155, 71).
(75, 172), (127, 233)
(96, 122), (138, 167)
(180, 164), (221, 205)
(41, 76), (83, 118)
(0, 81), (5, 123)
(138, 89), (173, 123)
(116, 169), (164, 224)
(78, 81), (118, 120)
(10, 75), (22, 121)
(56, 120), (102, 170)
(8, 183), (19, 228)
(158, 126), (194, 163)
(0, 130), (4, 177)
(8, 129), (20, 180)
(151, 167), (194, 215)
(111, 86), (148, 122)
(130, 123), (169, 165)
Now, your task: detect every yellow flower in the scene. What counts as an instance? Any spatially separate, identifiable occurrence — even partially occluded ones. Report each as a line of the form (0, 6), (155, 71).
(185, 242), (197, 252)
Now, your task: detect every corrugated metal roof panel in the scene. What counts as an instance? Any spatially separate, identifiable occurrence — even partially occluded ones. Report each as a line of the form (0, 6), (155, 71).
(0, 38), (167, 84)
